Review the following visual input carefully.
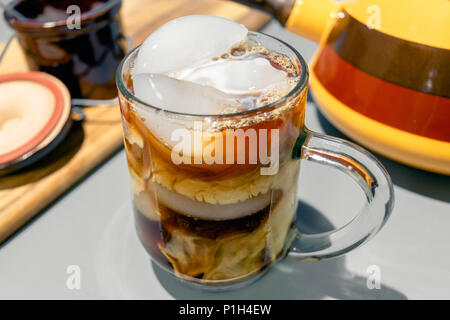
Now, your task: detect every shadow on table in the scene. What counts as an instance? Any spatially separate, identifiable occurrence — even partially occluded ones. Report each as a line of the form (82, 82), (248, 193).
(314, 107), (450, 203)
(153, 201), (407, 300)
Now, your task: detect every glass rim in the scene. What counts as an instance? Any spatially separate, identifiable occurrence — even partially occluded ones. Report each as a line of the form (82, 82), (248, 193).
(116, 30), (309, 119)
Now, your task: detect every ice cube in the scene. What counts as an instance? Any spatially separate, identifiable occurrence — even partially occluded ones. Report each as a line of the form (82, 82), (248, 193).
(133, 73), (237, 146)
(176, 57), (289, 95)
(133, 73), (237, 114)
(133, 15), (248, 75)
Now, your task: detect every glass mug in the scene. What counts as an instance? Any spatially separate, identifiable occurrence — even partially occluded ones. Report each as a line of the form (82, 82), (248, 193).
(116, 32), (394, 289)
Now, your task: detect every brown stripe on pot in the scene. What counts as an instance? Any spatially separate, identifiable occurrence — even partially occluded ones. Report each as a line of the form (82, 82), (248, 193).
(326, 12), (450, 98)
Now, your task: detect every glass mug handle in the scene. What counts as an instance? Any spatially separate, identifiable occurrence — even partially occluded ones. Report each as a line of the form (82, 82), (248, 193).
(289, 128), (394, 260)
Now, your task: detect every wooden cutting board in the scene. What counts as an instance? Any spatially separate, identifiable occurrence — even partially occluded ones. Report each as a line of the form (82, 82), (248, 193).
(0, 0), (270, 243)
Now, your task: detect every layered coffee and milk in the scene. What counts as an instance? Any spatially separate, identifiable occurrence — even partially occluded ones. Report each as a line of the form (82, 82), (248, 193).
(119, 15), (306, 282)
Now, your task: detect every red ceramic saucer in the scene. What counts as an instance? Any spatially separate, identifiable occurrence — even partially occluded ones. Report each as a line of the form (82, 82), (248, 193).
(0, 71), (71, 168)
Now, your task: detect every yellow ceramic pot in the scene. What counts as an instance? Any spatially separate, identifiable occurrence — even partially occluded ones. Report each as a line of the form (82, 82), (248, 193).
(286, 0), (450, 174)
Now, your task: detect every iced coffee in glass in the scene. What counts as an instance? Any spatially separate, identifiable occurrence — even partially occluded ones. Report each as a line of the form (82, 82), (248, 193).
(116, 16), (394, 288)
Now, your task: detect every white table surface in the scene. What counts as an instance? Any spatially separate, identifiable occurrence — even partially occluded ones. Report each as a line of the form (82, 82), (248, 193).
(0, 18), (449, 300)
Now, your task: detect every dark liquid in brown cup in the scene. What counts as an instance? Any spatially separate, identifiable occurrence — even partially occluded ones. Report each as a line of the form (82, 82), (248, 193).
(5, 0), (125, 99)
